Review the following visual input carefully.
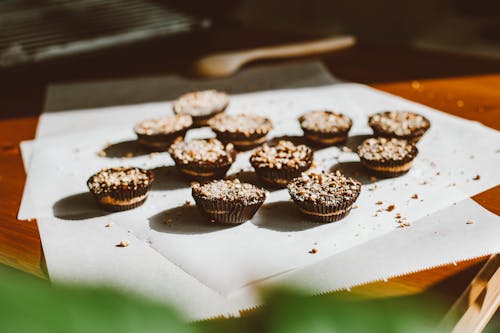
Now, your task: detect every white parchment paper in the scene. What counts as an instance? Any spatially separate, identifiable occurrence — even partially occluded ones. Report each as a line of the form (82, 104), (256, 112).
(18, 83), (499, 296)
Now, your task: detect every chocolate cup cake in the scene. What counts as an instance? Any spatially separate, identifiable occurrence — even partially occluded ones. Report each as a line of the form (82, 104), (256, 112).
(134, 114), (193, 151)
(288, 171), (361, 223)
(208, 113), (273, 151)
(87, 167), (154, 211)
(368, 111), (430, 142)
(299, 110), (352, 146)
(250, 140), (314, 188)
(192, 179), (266, 224)
(357, 137), (419, 178)
(168, 138), (236, 182)
(172, 90), (229, 127)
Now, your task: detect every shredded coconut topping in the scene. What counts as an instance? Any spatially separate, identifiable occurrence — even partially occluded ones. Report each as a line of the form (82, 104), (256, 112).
(209, 113), (272, 135)
(169, 139), (234, 164)
(357, 137), (416, 161)
(288, 171), (361, 205)
(369, 111), (430, 136)
(87, 167), (151, 194)
(250, 140), (312, 169)
(134, 114), (192, 135)
(300, 110), (352, 133)
(192, 179), (266, 204)
(173, 90), (229, 117)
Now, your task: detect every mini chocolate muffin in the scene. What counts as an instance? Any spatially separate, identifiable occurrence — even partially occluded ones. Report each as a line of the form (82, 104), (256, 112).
(208, 113), (273, 151)
(168, 138), (236, 181)
(87, 167), (154, 211)
(368, 111), (430, 142)
(192, 179), (266, 224)
(250, 140), (314, 188)
(134, 114), (192, 151)
(288, 171), (361, 222)
(299, 110), (352, 146)
(357, 137), (418, 177)
(172, 90), (229, 127)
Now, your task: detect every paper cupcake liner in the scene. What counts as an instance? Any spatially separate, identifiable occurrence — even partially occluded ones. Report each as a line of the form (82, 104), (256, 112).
(301, 127), (351, 147)
(214, 130), (268, 151)
(252, 161), (313, 189)
(192, 191), (265, 224)
(189, 107), (228, 128)
(289, 189), (360, 223)
(96, 196), (149, 212)
(88, 170), (154, 212)
(359, 154), (417, 178)
(135, 128), (189, 151)
(171, 150), (236, 182)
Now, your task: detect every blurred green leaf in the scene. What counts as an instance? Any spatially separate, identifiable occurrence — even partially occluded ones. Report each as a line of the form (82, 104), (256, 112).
(260, 288), (448, 333)
(0, 265), (195, 333)
(0, 265), (455, 333)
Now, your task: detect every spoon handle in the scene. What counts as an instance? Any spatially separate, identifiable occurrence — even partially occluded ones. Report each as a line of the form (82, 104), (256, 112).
(247, 35), (356, 61)
(193, 35), (356, 78)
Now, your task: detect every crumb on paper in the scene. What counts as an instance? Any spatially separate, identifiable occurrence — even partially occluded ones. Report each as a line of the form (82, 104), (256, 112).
(117, 240), (129, 247)
(421, 180), (429, 185)
(97, 150), (106, 157)
(448, 182), (456, 187)
(105, 223), (113, 228)
(411, 193), (419, 199)
(411, 80), (421, 90)
(309, 248), (318, 254)
(368, 184), (379, 191)
(386, 204), (396, 212)
(376, 201), (383, 205)
(436, 172), (440, 176)
(373, 212), (380, 217)
(395, 213), (402, 219)
(473, 174), (480, 181)
(397, 221), (411, 228)
(466, 220), (475, 225)
(352, 204), (359, 209)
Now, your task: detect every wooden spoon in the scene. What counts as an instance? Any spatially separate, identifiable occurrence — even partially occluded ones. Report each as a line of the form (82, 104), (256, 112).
(192, 35), (356, 78)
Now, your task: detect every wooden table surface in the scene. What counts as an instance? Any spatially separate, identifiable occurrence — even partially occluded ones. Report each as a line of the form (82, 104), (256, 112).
(0, 30), (499, 302)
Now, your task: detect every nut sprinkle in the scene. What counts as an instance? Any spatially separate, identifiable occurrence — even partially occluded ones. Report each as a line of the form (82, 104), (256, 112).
(288, 171), (361, 206)
(134, 114), (192, 135)
(357, 137), (417, 161)
(169, 139), (234, 164)
(250, 140), (312, 169)
(299, 110), (352, 133)
(173, 90), (229, 117)
(192, 179), (266, 204)
(87, 167), (152, 194)
(369, 111), (430, 136)
(209, 113), (272, 135)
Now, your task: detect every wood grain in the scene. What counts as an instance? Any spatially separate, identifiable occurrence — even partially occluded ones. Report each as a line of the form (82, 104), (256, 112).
(0, 38), (498, 298)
